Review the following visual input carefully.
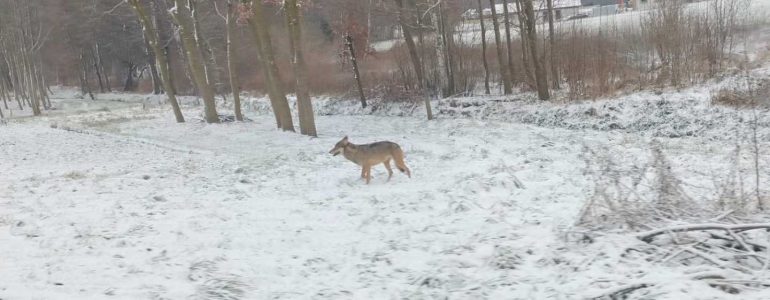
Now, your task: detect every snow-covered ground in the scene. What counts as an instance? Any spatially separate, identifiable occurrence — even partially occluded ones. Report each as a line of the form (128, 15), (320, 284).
(2, 75), (769, 299)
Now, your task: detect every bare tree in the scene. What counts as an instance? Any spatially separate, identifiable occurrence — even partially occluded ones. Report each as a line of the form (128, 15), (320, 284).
(126, 0), (185, 123)
(223, 0), (243, 121)
(393, 0), (433, 120)
(169, 0), (219, 123)
(488, 0), (512, 94)
(521, 0), (549, 100)
(246, 0), (294, 131)
(546, 0), (559, 89)
(345, 34), (367, 109)
(286, 0), (317, 136)
(477, 0), (491, 95)
(502, 0), (516, 92)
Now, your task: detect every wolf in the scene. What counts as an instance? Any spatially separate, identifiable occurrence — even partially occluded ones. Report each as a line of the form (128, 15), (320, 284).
(329, 136), (411, 184)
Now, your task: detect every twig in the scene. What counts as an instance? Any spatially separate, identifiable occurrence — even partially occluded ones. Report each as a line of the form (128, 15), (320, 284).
(725, 229), (754, 253)
(638, 223), (770, 242)
(710, 210), (735, 222)
(709, 233), (767, 251)
(683, 247), (730, 270)
(588, 283), (651, 299)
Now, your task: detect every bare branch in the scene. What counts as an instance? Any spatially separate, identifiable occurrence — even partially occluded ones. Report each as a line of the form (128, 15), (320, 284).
(639, 223), (770, 242)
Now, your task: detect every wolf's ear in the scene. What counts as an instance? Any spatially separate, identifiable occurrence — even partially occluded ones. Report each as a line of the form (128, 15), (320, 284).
(342, 136), (348, 141)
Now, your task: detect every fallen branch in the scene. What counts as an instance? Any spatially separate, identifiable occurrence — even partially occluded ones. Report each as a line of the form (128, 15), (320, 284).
(638, 223), (770, 243)
(589, 283), (651, 300)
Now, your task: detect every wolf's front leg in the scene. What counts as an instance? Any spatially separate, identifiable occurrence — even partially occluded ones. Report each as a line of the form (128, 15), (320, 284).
(363, 165), (372, 184)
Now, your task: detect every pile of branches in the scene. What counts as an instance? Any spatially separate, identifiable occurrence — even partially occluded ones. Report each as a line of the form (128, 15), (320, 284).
(593, 222), (770, 299)
(578, 141), (770, 298)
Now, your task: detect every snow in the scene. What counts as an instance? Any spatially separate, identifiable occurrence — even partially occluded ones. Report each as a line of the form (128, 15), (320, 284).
(2, 74), (769, 299)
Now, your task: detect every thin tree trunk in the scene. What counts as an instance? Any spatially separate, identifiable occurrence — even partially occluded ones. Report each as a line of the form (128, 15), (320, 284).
(0, 74), (9, 111)
(546, 0), (560, 89)
(433, 7), (446, 97)
(5, 50), (23, 110)
(521, 0), (549, 100)
(95, 43), (111, 92)
(188, 0), (212, 86)
(286, 0), (317, 136)
(394, 0), (433, 120)
(190, 0), (224, 100)
(367, 0), (373, 49)
(169, 0), (219, 123)
(515, 0), (535, 86)
(489, 0), (512, 94)
(122, 63), (136, 92)
(79, 50), (94, 100)
(225, 1), (243, 121)
(92, 44), (106, 93)
(0, 84), (4, 118)
(438, 1), (456, 96)
(32, 57), (48, 110)
(502, 0), (516, 92)
(37, 61), (50, 109)
(345, 34), (367, 109)
(142, 33), (163, 94)
(127, 0), (185, 122)
(23, 45), (42, 115)
(247, 0), (294, 131)
(477, 0), (491, 94)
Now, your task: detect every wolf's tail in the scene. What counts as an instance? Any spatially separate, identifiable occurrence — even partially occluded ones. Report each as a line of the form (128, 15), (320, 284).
(393, 147), (411, 178)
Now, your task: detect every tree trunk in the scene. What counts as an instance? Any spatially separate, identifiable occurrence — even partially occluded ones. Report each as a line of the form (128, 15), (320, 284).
(225, 1), (243, 122)
(488, 0), (512, 94)
(394, 0), (433, 120)
(169, 0), (219, 123)
(127, 0), (185, 122)
(81, 51), (95, 100)
(0, 73), (9, 110)
(437, 1), (456, 97)
(35, 60), (50, 109)
(521, 0), (550, 100)
(515, 0), (535, 86)
(546, 0), (560, 89)
(247, 0), (294, 131)
(32, 57), (48, 111)
(25, 52), (42, 115)
(502, 0), (516, 91)
(477, 0), (491, 94)
(122, 63), (137, 92)
(142, 31), (163, 94)
(433, 7), (446, 97)
(92, 44), (106, 93)
(189, 0), (221, 96)
(345, 34), (367, 109)
(4, 49), (24, 110)
(286, 0), (318, 136)
(95, 43), (111, 92)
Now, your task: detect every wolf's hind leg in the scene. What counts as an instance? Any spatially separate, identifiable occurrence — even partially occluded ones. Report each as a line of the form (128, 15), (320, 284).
(384, 159), (394, 181)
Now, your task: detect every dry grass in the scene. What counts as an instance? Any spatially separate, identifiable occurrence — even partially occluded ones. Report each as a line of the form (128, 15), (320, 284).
(712, 79), (770, 108)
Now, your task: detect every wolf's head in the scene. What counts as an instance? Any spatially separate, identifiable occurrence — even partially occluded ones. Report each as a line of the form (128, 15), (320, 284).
(329, 136), (349, 156)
